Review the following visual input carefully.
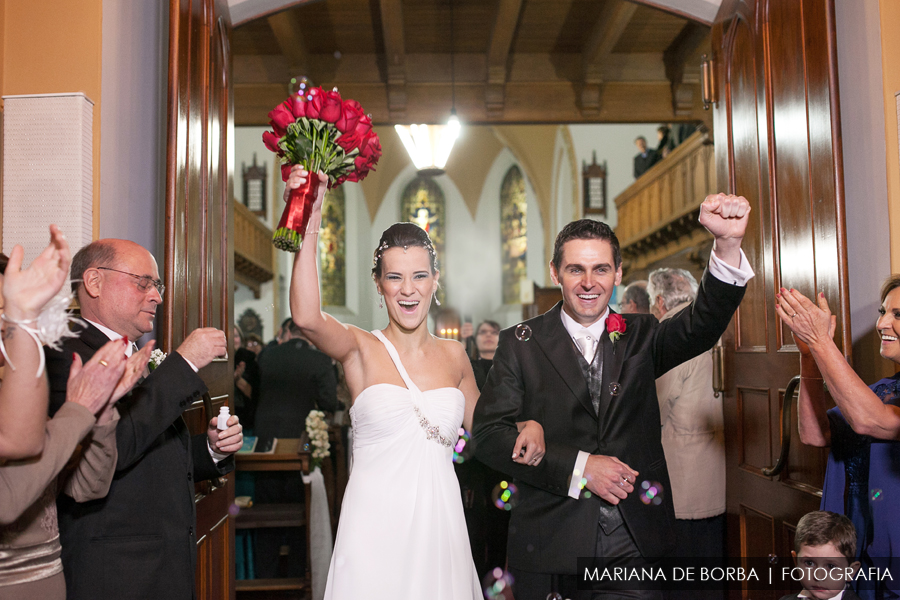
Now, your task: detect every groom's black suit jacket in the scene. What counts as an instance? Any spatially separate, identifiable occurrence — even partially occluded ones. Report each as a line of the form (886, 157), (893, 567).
(45, 322), (233, 600)
(473, 270), (744, 574)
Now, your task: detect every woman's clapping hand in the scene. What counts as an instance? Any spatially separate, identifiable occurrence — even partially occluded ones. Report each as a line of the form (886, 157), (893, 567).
(2, 225), (71, 321)
(775, 288), (837, 352)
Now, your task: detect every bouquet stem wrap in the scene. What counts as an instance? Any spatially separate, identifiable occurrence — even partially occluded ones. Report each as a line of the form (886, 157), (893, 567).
(273, 171), (321, 253)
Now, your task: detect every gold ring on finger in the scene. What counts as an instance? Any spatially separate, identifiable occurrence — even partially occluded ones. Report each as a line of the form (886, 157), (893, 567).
(99, 360), (109, 367)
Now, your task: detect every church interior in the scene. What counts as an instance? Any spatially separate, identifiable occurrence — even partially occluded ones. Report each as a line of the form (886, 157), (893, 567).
(0, 0), (899, 598)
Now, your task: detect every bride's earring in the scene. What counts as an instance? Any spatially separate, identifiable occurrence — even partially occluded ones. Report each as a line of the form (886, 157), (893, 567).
(378, 294), (384, 309)
(433, 293), (441, 307)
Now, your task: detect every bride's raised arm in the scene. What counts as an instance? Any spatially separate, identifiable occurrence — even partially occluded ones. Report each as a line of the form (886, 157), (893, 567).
(287, 165), (363, 364)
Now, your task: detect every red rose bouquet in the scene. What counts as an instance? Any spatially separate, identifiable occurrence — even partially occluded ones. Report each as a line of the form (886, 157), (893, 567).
(263, 86), (381, 252)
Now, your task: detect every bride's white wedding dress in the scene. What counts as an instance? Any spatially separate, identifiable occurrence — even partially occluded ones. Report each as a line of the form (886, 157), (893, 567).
(323, 330), (481, 599)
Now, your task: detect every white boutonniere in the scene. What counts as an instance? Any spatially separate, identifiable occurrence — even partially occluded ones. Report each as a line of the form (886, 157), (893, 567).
(149, 349), (167, 371)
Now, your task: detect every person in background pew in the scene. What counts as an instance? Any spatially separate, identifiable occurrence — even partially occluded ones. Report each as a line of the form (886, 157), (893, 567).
(619, 280), (651, 315)
(456, 319), (512, 580)
(253, 318), (341, 580)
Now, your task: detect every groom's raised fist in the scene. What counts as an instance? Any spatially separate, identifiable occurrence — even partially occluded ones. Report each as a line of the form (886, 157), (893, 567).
(699, 193), (751, 241)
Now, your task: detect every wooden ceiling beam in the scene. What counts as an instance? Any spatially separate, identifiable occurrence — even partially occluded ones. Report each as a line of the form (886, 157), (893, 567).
(233, 52), (669, 87)
(663, 22), (709, 116)
(380, 0), (408, 119)
(484, 0), (524, 118)
(580, 0), (639, 117)
(267, 10), (309, 81)
(235, 80), (709, 126)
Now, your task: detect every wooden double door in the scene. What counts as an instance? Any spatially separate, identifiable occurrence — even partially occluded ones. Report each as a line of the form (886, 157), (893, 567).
(712, 0), (850, 597)
(163, 0), (236, 598)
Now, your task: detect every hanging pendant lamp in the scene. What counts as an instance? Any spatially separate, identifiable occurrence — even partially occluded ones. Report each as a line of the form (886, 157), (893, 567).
(395, 0), (460, 177)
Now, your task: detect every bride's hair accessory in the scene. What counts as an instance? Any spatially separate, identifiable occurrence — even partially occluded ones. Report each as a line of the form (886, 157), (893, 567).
(372, 223), (438, 278)
(0, 280), (85, 377)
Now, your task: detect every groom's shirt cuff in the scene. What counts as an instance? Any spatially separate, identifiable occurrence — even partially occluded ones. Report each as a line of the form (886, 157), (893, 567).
(708, 248), (754, 286)
(208, 439), (228, 464)
(568, 451), (590, 499)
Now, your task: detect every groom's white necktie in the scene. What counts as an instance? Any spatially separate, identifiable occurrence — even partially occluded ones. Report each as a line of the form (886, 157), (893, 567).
(574, 332), (596, 364)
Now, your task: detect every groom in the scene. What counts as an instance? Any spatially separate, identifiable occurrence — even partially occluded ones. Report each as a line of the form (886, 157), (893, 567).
(473, 194), (752, 600)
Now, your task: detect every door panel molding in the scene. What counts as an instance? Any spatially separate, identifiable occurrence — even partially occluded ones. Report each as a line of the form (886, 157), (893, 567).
(716, 0), (848, 579)
(164, 0), (235, 597)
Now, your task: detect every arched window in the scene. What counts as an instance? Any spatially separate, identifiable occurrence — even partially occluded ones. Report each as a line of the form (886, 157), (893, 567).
(319, 186), (346, 307)
(501, 166), (527, 304)
(400, 177), (446, 302)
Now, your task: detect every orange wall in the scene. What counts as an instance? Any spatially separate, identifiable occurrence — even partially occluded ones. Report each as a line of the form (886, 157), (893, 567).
(0, 0), (5, 96)
(1, 0), (103, 237)
(882, 0), (900, 272)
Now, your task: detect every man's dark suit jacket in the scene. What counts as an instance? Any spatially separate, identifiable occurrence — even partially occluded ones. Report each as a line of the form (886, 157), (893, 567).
(473, 271), (744, 575)
(634, 150), (660, 178)
(45, 322), (234, 600)
(254, 338), (339, 439)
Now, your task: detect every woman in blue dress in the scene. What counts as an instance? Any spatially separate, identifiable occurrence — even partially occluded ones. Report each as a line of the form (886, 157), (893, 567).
(777, 279), (900, 600)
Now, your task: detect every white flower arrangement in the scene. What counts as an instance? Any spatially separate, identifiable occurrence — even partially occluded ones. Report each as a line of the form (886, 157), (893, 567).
(305, 410), (331, 469)
(149, 349), (167, 371)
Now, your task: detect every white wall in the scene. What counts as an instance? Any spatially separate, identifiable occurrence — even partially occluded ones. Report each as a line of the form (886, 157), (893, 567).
(458, 148), (546, 329)
(234, 126), (282, 340)
(367, 154), (544, 332)
(552, 128), (576, 247)
(567, 123), (664, 230)
(835, 0), (894, 383)
(99, 0), (169, 256)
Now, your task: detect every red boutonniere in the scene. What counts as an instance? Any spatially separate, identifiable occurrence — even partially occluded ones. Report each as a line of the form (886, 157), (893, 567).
(607, 313), (626, 345)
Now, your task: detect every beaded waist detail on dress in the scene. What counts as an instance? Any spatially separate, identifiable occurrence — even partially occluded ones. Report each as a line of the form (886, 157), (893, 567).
(413, 405), (454, 447)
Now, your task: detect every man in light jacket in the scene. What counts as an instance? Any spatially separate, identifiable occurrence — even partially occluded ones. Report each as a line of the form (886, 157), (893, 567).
(650, 267), (725, 600)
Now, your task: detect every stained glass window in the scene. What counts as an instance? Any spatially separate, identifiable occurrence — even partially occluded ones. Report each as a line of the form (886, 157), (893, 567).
(501, 166), (527, 304)
(319, 186), (346, 307)
(400, 177), (446, 304)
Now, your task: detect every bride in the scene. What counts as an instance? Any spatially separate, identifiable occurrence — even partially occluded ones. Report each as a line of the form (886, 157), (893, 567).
(286, 166), (544, 598)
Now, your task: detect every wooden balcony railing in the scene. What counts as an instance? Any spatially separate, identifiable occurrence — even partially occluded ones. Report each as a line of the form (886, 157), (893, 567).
(614, 130), (716, 270)
(234, 200), (274, 297)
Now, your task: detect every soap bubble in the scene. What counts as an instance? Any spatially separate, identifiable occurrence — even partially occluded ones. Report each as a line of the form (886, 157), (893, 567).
(515, 324), (532, 341)
(871, 488), (884, 502)
(491, 481), (520, 511)
(482, 567), (515, 599)
(228, 503), (241, 517)
(453, 429), (470, 464)
(639, 480), (664, 506)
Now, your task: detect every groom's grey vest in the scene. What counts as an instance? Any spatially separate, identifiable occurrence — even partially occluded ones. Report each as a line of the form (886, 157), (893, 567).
(574, 340), (624, 534)
(574, 342), (603, 415)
